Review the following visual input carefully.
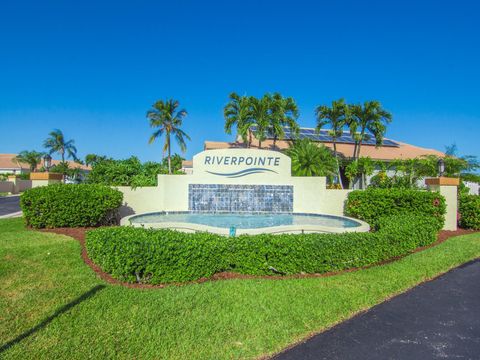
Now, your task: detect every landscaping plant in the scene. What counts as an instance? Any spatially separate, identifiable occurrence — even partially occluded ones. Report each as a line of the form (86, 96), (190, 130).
(345, 188), (446, 230)
(86, 214), (440, 284)
(458, 194), (480, 230)
(20, 184), (123, 228)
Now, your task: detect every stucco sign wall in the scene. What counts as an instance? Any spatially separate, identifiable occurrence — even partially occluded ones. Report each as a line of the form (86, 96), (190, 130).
(192, 149), (291, 179)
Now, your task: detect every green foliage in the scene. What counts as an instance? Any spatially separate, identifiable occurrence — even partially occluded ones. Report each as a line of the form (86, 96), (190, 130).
(147, 99), (190, 174)
(369, 171), (419, 189)
(460, 172), (480, 184)
(285, 139), (337, 178)
(86, 214), (439, 284)
(43, 129), (78, 162)
(345, 188), (446, 230)
(224, 92), (300, 148)
(458, 194), (480, 230)
(345, 157), (375, 188)
(14, 150), (45, 172)
(85, 156), (184, 187)
(348, 100), (392, 160)
(20, 184), (123, 228)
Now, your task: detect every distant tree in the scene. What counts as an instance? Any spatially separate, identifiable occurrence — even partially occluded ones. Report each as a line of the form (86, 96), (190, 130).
(286, 138), (337, 178)
(315, 98), (349, 188)
(161, 153), (184, 173)
(43, 129), (78, 163)
(147, 99), (190, 174)
(224, 93), (254, 147)
(13, 150), (44, 172)
(49, 161), (70, 176)
(348, 101), (392, 160)
(269, 93), (300, 148)
(85, 154), (109, 167)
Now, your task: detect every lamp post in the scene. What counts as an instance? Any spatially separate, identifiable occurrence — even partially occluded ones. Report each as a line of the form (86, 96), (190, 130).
(43, 154), (52, 172)
(437, 158), (445, 177)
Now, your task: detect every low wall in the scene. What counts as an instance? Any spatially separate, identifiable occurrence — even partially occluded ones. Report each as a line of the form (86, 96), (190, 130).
(117, 181), (351, 217)
(0, 179), (32, 194)
(0, 181), (14, 193)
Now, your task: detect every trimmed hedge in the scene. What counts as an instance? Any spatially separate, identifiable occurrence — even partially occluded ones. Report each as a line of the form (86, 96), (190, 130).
(86, 214), (440, 284)
(345, 188), (446, 230)
(21, 184), (123, 228)
(459, 194), (480, 230)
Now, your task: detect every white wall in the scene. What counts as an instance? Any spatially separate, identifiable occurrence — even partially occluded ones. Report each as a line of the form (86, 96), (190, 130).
(464, 181), (479, 195)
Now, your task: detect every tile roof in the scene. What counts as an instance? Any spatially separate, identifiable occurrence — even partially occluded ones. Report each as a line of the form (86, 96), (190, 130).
(0, 154), (91, 171)
(203, 132), (444, 161)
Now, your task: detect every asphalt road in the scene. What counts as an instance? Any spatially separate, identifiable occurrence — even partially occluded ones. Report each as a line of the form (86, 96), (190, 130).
(0, 196), (21, 216)
(274, 259), (480, 360)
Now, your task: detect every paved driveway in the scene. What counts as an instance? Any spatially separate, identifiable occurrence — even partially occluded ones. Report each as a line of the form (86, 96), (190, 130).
(0, 196), (21, 217)
(274, 259), (480, 360)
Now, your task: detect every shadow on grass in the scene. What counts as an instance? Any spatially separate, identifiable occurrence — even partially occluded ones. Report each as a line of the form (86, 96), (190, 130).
(0, 285), (106, 354)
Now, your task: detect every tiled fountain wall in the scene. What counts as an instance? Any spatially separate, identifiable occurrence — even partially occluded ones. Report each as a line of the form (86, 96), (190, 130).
(188, 184), (293, 213)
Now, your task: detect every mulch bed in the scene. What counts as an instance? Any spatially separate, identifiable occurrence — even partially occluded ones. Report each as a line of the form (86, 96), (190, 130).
(38, 227), (479, 289)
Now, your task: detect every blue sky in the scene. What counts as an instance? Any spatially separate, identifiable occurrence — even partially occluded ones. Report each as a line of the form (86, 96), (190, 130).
(1, 0), (479, 162)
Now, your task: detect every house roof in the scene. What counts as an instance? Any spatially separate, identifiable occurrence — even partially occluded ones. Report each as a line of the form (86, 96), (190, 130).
(203, 129), (445, 161)
(0, 154), (91, 171)
(0, 154), (24, 170)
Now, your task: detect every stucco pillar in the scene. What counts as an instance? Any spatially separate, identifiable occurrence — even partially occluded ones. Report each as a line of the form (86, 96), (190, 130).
(425, 177), (460, 231)
(7, 175), (19, 194)
(30, 172), (63, 188)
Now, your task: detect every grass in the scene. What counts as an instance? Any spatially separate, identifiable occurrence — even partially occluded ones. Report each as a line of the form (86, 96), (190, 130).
(0, 217), (479, 359)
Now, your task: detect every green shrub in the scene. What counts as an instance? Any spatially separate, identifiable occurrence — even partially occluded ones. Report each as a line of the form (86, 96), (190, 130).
(458, 194), (480, 230)
(21, 184), (123, 228)
(86, 214), (439, 284)
(345, 188), (446, 230)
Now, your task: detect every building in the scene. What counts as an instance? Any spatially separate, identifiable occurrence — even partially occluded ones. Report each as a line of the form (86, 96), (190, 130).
(182, 127), (445, 188)
(0, 154), (91, 175)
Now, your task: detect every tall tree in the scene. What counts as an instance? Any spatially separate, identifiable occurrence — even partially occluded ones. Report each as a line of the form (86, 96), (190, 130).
(147, 99), (190, 174)
(269, 93), (300, 148)
(43, 129), (78, 163)
(315, 98), (349, 188)
(224, 93), (254, 147)
(248, 95), (272, 149)
(348, 101), (392, 160)
(13, 150), (44, 172)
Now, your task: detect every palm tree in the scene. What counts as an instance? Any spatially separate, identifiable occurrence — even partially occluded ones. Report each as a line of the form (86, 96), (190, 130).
(269, 93), (300, 148)
(147, 99), (190, 174)
(43, 129), (78, 163)
(315, 98), (349, 188)
(348, 101), (392, 160)
(13, 150), (44, 172)
(286, 138), (337, 178)
(224, 93), (254, 147)
(248, 95), (272, 149)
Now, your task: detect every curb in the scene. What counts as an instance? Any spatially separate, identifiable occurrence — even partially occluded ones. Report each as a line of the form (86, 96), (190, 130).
(0, 211), (23, 219)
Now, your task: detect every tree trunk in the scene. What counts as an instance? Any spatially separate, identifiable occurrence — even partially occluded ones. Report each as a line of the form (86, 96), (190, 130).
(333, 142), (344, 189)
(273, 136), (277, 149)
(167, 134), (172, 175)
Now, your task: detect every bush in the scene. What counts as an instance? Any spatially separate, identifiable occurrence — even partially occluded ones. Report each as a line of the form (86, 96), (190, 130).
(345, 188), (446, 230)
(85, 155), (185, 187)
(86, 214), (439, 284)
(21, 184), (123, 228)
(458, 194), (480, 230)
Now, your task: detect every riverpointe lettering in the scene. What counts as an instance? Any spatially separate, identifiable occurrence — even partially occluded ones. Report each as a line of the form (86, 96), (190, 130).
(204, 156), (280, 167)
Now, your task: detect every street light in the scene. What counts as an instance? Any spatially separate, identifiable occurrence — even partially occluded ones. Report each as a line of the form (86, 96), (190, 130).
(438, 157), (445, 177)
(43, 154), (52, 171)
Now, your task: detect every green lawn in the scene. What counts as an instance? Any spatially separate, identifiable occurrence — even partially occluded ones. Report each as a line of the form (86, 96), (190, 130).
(1, 218), (479, 360)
